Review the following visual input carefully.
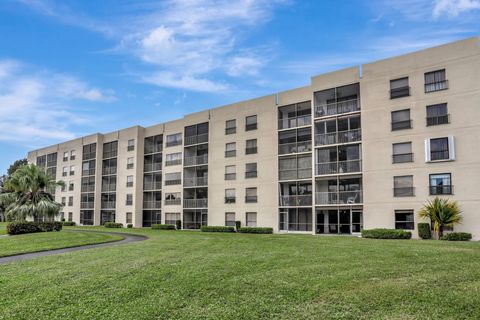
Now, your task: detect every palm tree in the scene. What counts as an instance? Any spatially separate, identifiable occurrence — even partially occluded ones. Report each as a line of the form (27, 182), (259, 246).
(418, 197), (462, 239)
(0, 164), (64, 221)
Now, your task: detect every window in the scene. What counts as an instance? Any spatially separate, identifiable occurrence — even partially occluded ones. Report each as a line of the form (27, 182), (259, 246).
(82, 159), (96, 176)
(280, 154), (312, 180)
(61, 197), (66, 206)
(102, 158), (117, 175)
(246, 139), (257, 154)
(36, 155), (46, 167)
(225, 189), (236, 203)
(393, 175), (414, 197)
(165, 172), (181, 185)
(103, 141), (118, 159)
(246, 212), (257, 227)
(430, 173), (452, 195)
(126, 194), (133, 206)
(81, 176), (95, 192)
(225, 142), (236, 157)
(143, 191), (162, 209)
(390, 77), (409, 99)
(225, 119), (236, 135)
(67, 181), (74, 191)
(278, 101), (311, 129)
(62, 166), (68, 177)
(101, 175), (116, 192)
(68, 212), (73, 222)
(127, 139), (135, 151)
(127, 157), (134, 169)
(225, 213), (236, 227)
(83, 143), (96, 160)
(142, 210), (161, 227)
(165, 212), (181, 225)
(426, 137), (454, 161)
(144, 153), (162, 172)
(68, 196), (73, 206)
(245, 187), (258, 203)
(80, 193), (95, 209)
(165, 152), (182, 166)
(126, 175), (134, 187)
(70, 150), (76, 160)
(47, 153), (57, 167)
(245, 163), (257, 178)
(126, 212), (132, 224)
(63, 151), (69, 162)
(280, 208), (313, 231)
(278, 128), (312, 154)
(392, 142), (413, 163)
(143, 172), (162, 190)
(184, 122), (209, 146)
(391, 109), (411, 130)
(70, 165), (75, 175)
(80, 210), (94, 225)
(246, 115), (257, 131)
(101, 193), (116, 209)
(225, 165), (236, 180)
(165, 192), (181, 205)
(395, 210), (414, 230)
(166, 133), (182, 147)
(144, 135), (163, 154)
(426, 103), (449, 126)
(425, 69), (448, 93)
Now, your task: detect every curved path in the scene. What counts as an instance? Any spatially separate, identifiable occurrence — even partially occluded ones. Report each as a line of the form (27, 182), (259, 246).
(0, 231), (147, 265)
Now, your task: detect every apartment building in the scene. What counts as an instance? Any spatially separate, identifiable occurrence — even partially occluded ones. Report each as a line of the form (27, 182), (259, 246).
(27, 37), (480, 239)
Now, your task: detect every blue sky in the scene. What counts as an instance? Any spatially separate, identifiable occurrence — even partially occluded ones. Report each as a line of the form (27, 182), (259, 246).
(0, 0), (479, 174)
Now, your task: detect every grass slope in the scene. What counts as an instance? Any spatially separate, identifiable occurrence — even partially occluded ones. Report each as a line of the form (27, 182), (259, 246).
(0, 227), (479, 319)
(0, 230), (122, 257)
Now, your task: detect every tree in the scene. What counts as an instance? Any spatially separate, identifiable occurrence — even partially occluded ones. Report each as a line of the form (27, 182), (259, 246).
(418, 197), (462, 239)
(7, 158), (28, 176)
(0, 164), (64, 221)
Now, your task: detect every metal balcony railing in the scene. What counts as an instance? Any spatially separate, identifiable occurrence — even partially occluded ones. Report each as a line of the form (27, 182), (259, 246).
(429, 185), (453, 195)
(245, 171), (257, 178)
(80, 202), (94, 209)
(278, 141), (312, 155)
(425, 80), (448, 93)
(245, 147), (257, 154)
(245, 196), (258, 203)
(391, 120), (412, 131)
(184, 134), (208, 146)
(165, 159), (182, 166)
(426, 114), (449, 126)
(224, 197), (236, 204)
(279, 195), (312, 206)
(144, 163), (162, 172)
(183, 177), (208, 187)
(315, 160), (361, 175)
(279, 167), (312, 180)
(82, 169), (95, 176)
(390, 86), (410, 99)
(315, 191), (363, 205)
(102, 167), (117, 175)
(144, 144), (163, 154)
(165, 198), (181, 205)
(101, 201), (116, 209)
(278, 114), (312, 130)
(184, 154), (208, 166)
(143, 201), (162, 209)
(183, 199), (208, 208)
(315, 129), (361, 146)
(392, 153), (413, 163)
(393, 187), (415, 197)
(314, 98), (360, 118)
(165, 179), (181, 186)
(143, 182), (162, 190)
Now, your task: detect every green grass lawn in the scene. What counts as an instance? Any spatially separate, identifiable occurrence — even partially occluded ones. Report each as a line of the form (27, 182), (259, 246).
(0, 230), (122, 257)
(0, 227), (479, 320)
(0, 222), (6, 235)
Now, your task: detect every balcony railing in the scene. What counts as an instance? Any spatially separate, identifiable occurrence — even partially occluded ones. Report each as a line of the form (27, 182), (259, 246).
(392, 153), (413, 163)
(279, 195), (312, 206)
(225, 150), (236, 158)
(165, 179), (181, 186)
(245, 147), (258, 155)
(246, 123), (257, 131)
(101, 184), (116, 192)
(183, 199), (208, 208)
(184, 134), (208, 146)
(184, 154), (208, 166)
(315, 129), (361, 146)
(144, 163), (162, 172)
(279, 168), (312, 180)
(80, 202), (94, 209)
(245, 196), (258, 203)
(245, 171), (257, 178)
(166, 140), (182, 147)
(101, 201), (116, 209)
(429, 185), (453, 195)
(430, 150), (449, 161)
(391, 120), (412, 131)
(426, 114), (449, 126)
(103, 150), (118, 159)
(225, 197), (236, 204)
(82, 169), (95, 176)
(225, 127), (236, 135)
(224, 173), (236, 180)
(393, 187), (415, 197)
(425, 80), (448, 93)
(144, 144), (163, 154)
(165, 159), (182, 166)
(278, 115), (312, 130)
(127, 145), (135, 151)
(315, 191), (363, 205)
(316, 160), (361, 175)
(183, 177), (208, 187)
(314, 98), (360, 118)
(390, 86), (410, 99)
(102, 167), (117, 175)
(81, 185), (95, 193)
(143, 201), (162, 209)
(165, 198), (181, 206)
(278, 141), (312, 155)
(143, 182), (162, 190)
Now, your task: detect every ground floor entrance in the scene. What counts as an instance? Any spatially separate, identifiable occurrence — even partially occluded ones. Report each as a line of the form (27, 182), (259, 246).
(315, 207), (362, 234)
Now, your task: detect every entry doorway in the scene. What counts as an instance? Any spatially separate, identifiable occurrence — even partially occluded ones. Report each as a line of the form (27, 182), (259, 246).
(315, 208), (363, 234)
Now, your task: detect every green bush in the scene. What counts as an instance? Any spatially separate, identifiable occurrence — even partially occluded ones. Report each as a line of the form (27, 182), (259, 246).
(7, 221), (63, 235)
(417, 223), (431, 239)
(104, 222), (123, 228)
(127, 224), (133, 228)
(62, 221), (76, 226)
(440, 232), (472, 241)
(238, 227), (273, 234)
(152, 224), (176, 230)
(361, 228), (412, 239)
(235, 220), (241, 231)
(175, 220), (182, 230)
(201, 226), (235, 233)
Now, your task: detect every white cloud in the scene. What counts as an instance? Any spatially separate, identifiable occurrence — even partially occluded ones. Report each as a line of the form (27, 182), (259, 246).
(141, 71), (228, 92)
(433, 0), (480, 18)
(0, 59), (115, 145)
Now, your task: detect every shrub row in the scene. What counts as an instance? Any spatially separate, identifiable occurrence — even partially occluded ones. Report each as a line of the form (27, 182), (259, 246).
(62, 221), (76, 226)
(238, 227), (273, 234)
(151, 224), (176, 230)
(104, 222), (123, 228)
(127, 224), (133, 228)
(417, 223), (432, 239)
(361, 228), (412, 239)
(200, 226), (235, 233)
(440, 232), (472, 241)
(7, 221), (62, 235)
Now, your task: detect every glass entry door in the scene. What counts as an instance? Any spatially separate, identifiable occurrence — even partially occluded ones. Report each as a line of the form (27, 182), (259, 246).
(316, 208), (362, 234)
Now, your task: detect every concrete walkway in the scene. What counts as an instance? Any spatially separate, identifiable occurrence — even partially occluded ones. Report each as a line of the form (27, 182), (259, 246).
(0, 231), (147, 265)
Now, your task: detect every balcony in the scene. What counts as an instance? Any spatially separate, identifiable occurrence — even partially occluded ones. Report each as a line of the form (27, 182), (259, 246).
(314, 99), (360, 118)
(183, 199), (208, 208)
(184, 154), (208, 166)
(245, 171), (257, 179)
(82, 169), (95, 176)
(165, 159), (182, 166)
(101, 184), (116, 192)
(225, 196), (236, 204)
(392, 153), (413, 164)
(245, 196), (258, 203)
(278, 141), (312, 155)
(144, 144), (163, 155)
(102, 167), (117, 175)
(425, 80), (448, 93)
(279, 167), (312, 181)
(144, 163), (162, 172)
(166, 140), (182, 147)
(315, 191), (363, 205)
(426, 114), (449, 126)
(391, 120), (412, 131)
(143, 182), (162, 190)
(225, 150), (236, 158)
(390, 86), (410, 99)
(101, 201), (116, 209)
(393, 187), (415, 197)
(80, 202), (94, 209)
(279, 195), (312, 206)
(165, 198), (181, 206)
(81, 185), (95, 193)
(315, 129), (361, 146)
(315, 160), (361, 176)
(143, 201), (162, 209)
(429, 185), (453, 195)
(184, 177), (208, 187)
(278, 115), (312, 130)
(165, 179), (181, 186)
(184, 134), (208, 146)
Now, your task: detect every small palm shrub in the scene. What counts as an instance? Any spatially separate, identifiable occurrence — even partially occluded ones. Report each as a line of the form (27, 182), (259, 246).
(418, 197), (462, 239)
(417, 223), (432, 239)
